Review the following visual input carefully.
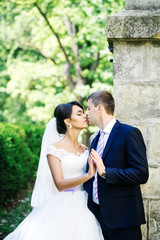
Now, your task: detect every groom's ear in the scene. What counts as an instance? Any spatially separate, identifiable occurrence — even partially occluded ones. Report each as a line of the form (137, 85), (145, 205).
(97, 104), (103, 113)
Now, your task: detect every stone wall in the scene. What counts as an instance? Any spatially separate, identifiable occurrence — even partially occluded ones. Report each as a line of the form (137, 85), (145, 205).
(107, 3), (160, 240)
(126, 0), (160, 10)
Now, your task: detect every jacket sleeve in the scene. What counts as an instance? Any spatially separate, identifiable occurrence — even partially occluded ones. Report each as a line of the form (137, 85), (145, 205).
(105, 128), (149, 185)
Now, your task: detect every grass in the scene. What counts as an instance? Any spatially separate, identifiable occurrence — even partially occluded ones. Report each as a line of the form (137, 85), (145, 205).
(0, 186), (33, 240)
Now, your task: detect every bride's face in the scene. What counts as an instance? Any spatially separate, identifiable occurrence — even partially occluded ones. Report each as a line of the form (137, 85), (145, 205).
(70, 105), (88, 130)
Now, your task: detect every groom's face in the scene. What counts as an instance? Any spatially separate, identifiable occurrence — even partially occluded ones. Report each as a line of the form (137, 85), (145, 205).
(86, 99), (99, 126)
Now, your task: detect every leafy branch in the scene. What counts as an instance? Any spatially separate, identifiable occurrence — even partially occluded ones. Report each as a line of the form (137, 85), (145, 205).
(34, 2), (75, 90)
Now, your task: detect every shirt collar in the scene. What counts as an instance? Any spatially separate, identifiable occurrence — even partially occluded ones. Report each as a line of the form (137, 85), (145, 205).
(102, 117), (116, 134)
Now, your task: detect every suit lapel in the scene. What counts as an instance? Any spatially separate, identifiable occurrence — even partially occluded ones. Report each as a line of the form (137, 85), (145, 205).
(102, 120), (121, 159)
(86, 131), (100, 171)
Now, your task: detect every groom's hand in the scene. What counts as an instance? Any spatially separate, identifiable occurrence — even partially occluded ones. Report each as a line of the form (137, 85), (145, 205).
(90, 149), (105, 176)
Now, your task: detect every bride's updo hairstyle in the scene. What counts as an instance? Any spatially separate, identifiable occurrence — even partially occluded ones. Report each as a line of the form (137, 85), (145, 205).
(54, 101), (84, 134)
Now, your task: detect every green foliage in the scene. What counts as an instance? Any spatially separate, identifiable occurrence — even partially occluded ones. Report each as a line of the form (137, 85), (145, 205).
(22, 124), (44, 158)
(0, 123), (44, 207)
(0, 186), (32, 239)
(0, 0), (125, 124)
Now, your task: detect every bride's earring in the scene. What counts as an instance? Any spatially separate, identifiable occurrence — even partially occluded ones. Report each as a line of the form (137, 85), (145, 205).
(69, 124), (72, 129)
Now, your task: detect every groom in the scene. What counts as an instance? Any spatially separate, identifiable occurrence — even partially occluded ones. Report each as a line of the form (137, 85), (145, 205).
(84, 90), (149, 240)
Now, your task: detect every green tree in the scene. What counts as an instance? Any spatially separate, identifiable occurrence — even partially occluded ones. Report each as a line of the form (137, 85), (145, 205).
(0, 0), (125, 123)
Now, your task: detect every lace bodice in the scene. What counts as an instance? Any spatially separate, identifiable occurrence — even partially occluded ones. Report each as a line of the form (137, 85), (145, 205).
(47, 145), (89, 179)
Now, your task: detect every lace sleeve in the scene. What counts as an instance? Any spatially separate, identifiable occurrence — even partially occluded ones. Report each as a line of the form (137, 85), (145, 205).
(47, 145), (63, 162)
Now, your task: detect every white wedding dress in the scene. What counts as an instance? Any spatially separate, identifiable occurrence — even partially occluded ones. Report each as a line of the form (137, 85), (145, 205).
(4, 145), (104, 240)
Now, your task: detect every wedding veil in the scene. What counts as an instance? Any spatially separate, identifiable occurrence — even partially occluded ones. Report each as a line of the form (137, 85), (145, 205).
(31, 118), (64, 208)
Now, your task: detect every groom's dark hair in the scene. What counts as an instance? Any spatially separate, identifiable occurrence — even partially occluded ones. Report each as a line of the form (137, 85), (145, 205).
(87, 90), (115, 115)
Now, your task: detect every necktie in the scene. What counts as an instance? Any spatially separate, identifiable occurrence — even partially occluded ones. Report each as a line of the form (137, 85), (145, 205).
(93, 130), (106, 203)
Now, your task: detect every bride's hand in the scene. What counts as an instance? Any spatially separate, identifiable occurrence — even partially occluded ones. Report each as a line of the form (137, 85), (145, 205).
(87, 154), (96, 178)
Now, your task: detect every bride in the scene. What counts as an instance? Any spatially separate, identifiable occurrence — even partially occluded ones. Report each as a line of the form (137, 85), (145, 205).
(4, 101), (104, 240)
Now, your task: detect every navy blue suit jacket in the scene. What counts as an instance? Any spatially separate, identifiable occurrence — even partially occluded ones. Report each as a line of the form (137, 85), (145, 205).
(84, 120), (149, 229)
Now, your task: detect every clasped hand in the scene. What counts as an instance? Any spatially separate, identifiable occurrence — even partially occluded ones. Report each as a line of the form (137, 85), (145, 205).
(88, 149), (105, 177)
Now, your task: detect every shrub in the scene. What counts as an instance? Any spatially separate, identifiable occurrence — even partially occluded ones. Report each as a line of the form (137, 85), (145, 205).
(0, 123), (44, 207)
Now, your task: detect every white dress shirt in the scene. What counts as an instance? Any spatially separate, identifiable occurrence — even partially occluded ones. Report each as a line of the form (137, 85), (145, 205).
(92, 117), (116, 204)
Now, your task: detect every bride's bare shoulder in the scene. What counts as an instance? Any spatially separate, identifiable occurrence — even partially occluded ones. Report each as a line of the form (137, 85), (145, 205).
(53, 140), (64, 149)
(53, 137), (69, 149)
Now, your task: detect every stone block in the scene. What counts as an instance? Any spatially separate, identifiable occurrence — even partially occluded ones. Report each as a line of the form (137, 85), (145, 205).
(141, 199), (148, 240)
(126, 0), (160, 10)
(113, 41), (160, 83)
(141, 168), (160, 198)
(147, 124), (160, 167)
(107, 10), (160, 40)
(149, 200), (160, 240)
(114, 84), (160, 121)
